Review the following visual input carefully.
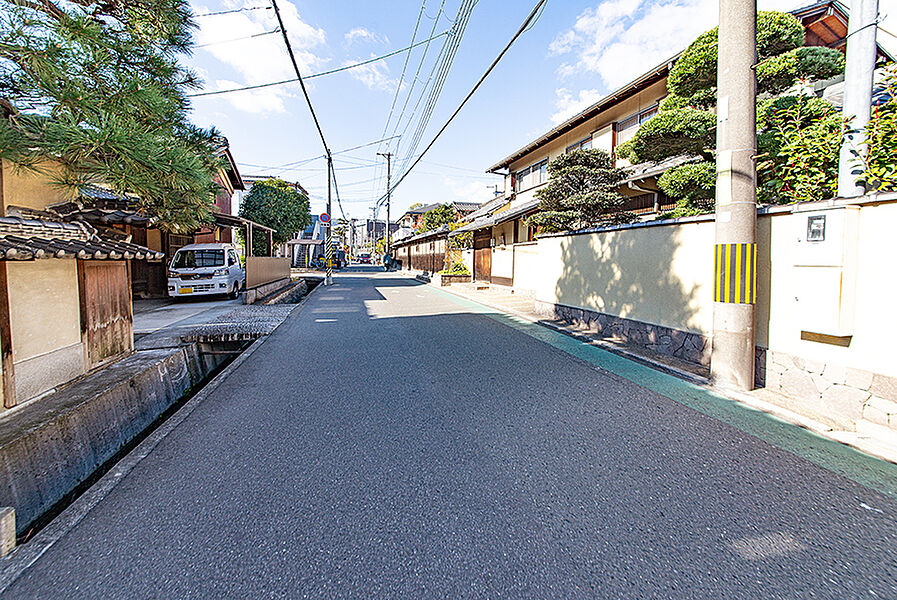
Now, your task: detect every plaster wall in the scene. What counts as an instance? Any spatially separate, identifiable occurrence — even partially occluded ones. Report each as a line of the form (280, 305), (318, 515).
(1, 161), (68, 212)
(6, 260), (85, 401)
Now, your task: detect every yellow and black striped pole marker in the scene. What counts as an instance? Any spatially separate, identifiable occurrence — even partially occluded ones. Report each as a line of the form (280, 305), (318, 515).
(714, 243), (757, 304)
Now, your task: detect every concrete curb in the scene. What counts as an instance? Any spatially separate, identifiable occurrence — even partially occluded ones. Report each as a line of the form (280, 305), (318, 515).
(0, 286), (318, 592)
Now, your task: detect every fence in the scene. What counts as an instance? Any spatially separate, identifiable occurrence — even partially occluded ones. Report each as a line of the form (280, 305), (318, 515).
(246, 257), (290, 289)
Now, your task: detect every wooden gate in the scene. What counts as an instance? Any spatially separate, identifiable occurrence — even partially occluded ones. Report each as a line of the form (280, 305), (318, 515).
(78, 261), (133, 369)
(473, 230), (491, 282)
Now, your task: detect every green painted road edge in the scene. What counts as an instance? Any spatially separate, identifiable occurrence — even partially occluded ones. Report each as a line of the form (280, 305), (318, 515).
(429, 285), (897, 499)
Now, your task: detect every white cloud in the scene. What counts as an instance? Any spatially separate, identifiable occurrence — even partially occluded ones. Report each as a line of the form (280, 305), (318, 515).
(346, 55), (397, 92)
(551, 88), (603, 124)
(551, 0), (820, 91)
(345, 27), (379, 44)
(192, 0), (327, 113)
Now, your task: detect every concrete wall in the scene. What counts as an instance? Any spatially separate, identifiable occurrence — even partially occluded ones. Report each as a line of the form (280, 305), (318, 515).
(246, 257), (290, 289)
(0, 343), (229, 533)
(507, 196), (897, 430)
(6, 261), (85, 402)
(519, 218), (713, 336)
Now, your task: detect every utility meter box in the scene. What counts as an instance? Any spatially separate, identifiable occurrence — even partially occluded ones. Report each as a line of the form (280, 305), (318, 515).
(791, 206), (859, 337)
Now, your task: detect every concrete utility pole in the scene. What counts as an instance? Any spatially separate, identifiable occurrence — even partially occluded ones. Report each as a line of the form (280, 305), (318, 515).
(377, 152), (393, 259)
(325, 154), (333, 286)
(711, 0), (758, 391)
(838, 0), (879, 198)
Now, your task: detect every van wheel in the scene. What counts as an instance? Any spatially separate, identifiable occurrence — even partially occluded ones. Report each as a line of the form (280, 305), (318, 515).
(228, 284), (239, 300)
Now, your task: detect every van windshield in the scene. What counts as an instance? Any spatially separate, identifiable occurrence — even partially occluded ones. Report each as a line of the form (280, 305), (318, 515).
(172, 249), (225, 269)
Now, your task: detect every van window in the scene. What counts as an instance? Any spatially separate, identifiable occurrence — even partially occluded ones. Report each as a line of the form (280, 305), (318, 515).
(172, 249), (225, 269)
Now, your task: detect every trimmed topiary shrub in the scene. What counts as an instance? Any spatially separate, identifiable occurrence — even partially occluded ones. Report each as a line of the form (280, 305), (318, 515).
(757, 46), (845, 94)
(658, 161), (716, 216)
(627, 108), (716, 163)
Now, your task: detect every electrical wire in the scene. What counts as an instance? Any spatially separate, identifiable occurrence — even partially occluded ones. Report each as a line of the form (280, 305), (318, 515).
(371, 0), (470, 204)
(187, 31), (449, 98)
(375, 0), (548, 207)
(195, 28), (280, 48)
(194, 6), (271, 17)
(388, 0), (476, 192)
(269, 0), (345, 220)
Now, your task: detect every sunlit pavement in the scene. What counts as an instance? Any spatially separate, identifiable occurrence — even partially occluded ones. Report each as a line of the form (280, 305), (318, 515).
(4, 271), (897, 599)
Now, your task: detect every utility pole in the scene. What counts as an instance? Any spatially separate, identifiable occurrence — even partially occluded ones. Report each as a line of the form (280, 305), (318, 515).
(325, 154), (333, 286)
(377, 152), (393, 260)
(838, 0), (879, 198)
(710, 0), (758, 391)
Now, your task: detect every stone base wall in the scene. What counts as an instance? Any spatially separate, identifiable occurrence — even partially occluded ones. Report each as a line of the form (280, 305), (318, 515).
(533, 300), (711, 366)
(535, 301), (897, 434)
(757, 348), (897, 431)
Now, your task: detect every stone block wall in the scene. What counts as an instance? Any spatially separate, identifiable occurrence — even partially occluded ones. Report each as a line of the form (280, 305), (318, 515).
(534, 300), (711, 366)
(758, 348), (897, 431)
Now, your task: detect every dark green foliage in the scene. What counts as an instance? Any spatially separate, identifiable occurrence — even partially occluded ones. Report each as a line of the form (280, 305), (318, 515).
(666, 28), (718, 99)
(756, 11), (806, 58)
(526, 149), (634, 233)
(418, 204), (458, 232)
(627, 109), (716, 162)
(757, 96), (840, 203)
(757, 46), (845, 94)
(657, 161), (716, 215)
(667, 12), (804, 99)
(630, 10), (845, 210)
(0, 0), (223, 231)
(239, 178), (312, 255)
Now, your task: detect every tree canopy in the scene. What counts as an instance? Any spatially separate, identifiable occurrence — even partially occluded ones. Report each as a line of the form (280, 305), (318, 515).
(0, 0), (224, 231)
(239, 178), (312, 255)
(526, 149), (633, 233)
(617, 11), (845, 216)
(418, 204), (457, 232)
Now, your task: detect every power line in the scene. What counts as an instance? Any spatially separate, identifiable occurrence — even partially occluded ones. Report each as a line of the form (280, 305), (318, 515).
(269, 0), (345, 223)
(187, 30), (449, 98)
(376, 0), (548, 206)
(194, 6), (271, 17)
(195, 28), (280, 48)
(392, 0), (479, 182)
(372, 0), (466, 205)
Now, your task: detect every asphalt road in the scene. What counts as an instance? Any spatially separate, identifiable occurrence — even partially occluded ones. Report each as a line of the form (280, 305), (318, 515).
(4, 269), (897, 598)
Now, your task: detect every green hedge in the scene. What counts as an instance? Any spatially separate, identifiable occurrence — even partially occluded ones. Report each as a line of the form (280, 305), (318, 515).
(627, 108), (716, 163)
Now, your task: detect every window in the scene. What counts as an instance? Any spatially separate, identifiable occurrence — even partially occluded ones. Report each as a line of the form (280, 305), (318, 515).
(566, 137), (592, 153)
(172, 249), (225, 269)
(515, 159), (549, 192)
(615, 105), (659, 146)
(514, 166), (530, 192)
(536, 160), (548, 185)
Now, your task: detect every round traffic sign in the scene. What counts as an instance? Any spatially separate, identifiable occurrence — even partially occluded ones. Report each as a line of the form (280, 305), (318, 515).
(319, 212), (331, 223)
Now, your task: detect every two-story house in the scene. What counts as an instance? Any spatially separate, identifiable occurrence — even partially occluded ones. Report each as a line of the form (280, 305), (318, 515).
(455, 0), (884, 286)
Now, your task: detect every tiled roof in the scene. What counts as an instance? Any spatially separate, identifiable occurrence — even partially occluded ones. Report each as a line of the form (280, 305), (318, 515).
(47, 185), (151, 226)
(0, 216), (163, 261)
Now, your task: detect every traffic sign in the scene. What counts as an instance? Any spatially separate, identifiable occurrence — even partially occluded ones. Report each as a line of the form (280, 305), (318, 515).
(319, 212), (331, 223)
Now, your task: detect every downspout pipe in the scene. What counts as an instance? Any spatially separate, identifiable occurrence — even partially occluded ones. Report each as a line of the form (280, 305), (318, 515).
(628, 181), (660, 213)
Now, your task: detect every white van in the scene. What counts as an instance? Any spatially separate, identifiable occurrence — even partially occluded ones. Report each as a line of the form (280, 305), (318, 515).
(167, 243), (245, 299)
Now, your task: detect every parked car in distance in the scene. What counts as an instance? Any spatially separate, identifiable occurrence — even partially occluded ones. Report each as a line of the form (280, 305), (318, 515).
(167, 243), (245, 299)
(357, 253), (372, 264)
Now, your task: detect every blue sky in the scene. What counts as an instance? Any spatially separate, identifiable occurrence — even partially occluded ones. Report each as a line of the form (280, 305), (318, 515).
(185, 0), (897, 220)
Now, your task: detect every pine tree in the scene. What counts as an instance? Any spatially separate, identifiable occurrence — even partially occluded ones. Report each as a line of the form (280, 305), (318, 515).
(0, 0), (223, 231)
(526, 149), (633, 233)
(616, 11), (844, 216)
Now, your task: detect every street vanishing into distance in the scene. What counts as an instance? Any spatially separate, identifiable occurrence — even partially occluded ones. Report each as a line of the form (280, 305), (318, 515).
(3, 267), (895, 599)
